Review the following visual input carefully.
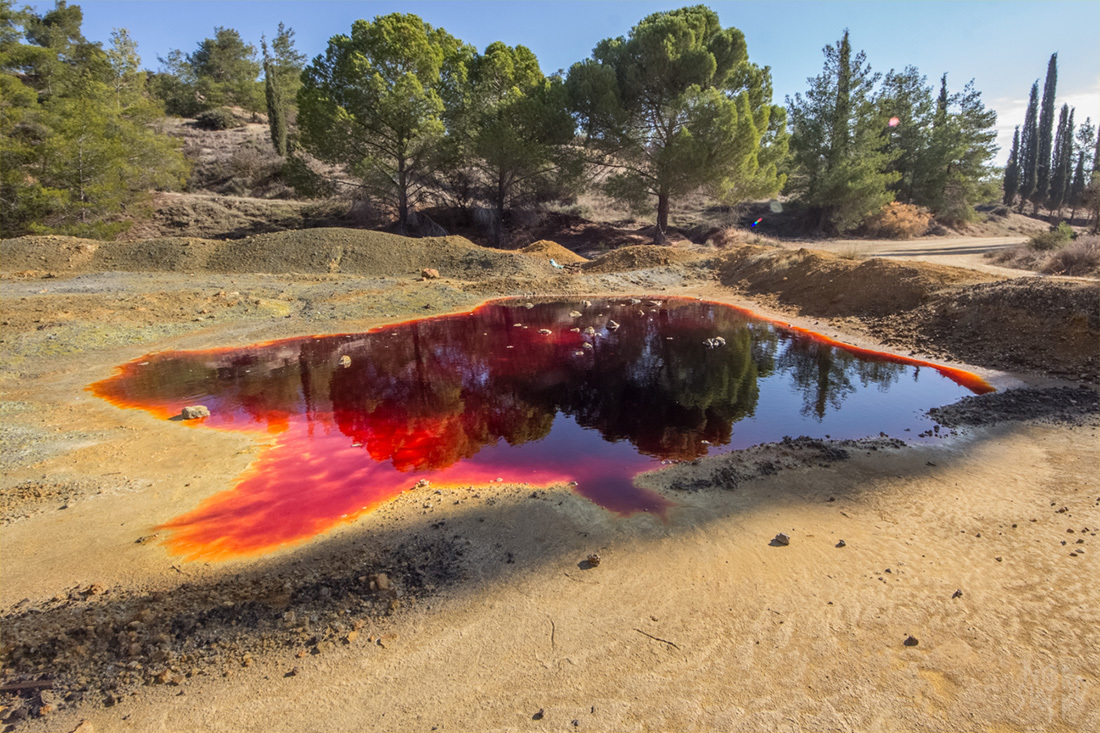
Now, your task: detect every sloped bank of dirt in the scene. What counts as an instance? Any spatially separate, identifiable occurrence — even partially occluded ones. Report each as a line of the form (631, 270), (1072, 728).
(0, 229), (558, 281)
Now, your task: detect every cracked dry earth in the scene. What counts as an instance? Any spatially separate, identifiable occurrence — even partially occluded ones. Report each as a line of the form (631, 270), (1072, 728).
(1, 234), (1098, 733)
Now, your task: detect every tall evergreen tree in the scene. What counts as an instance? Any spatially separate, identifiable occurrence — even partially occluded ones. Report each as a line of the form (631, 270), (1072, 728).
(261, 38), (287, 156)
(1017, 81), (1039, 212)
(1003, 126), (1020, 206)
(1033, 52), (1057, 212)
(877, 66), (934, 203)
(1069, 151), (1085, 221)
(787, 30), (896, 233)
(0, 0), (187, 237)
(1048, 104), (1072, 215)
(567, 6), (787, 241)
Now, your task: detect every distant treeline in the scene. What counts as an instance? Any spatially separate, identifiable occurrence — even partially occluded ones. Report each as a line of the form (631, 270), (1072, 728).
(2, 1), (1097, 241)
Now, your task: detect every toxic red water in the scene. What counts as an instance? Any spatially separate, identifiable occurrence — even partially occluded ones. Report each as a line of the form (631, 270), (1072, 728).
(90, 297), (992, 561)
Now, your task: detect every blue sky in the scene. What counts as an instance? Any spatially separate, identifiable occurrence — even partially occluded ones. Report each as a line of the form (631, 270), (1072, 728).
(25, 0), (1100, 164)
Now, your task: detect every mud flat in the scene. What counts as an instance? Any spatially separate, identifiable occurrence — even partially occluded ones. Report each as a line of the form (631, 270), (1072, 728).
(1, 232), (1097, 732)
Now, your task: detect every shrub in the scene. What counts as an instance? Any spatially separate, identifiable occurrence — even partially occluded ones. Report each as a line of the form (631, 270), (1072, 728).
(194, 107), (242, 131)
(1028, 221), (1074, 251)
(863, 202), (932, 239)
(1043, 235), (1099, 276)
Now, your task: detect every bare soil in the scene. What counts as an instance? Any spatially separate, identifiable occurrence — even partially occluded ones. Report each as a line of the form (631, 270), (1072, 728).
(1, 229), (1097, 733)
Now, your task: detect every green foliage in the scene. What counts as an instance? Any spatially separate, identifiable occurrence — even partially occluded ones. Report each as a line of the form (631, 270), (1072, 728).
(261, 38), (287, 155)
(787, 30), (896, 233)
(1048, 104), (1073, 213)
(1018, 82), (1039, 211)
(1003, 126), (1020, 205)
(566, 5), (787, 240)
(1028, 220), (1074, 251)
(298, 13), (473, 232)
(0, 0), (188, 238)
(187, 26), (261, 114)
(194, 106), (241, 130)
(1034, 53), (1057, 209)
(447, 41), (578, 242)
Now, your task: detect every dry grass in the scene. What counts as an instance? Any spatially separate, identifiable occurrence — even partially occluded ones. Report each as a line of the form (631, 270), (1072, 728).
(989, 234), (1099, 277)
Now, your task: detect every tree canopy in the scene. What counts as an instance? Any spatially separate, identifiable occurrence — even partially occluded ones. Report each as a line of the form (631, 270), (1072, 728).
(298, 13), (472, 233)
(566, 5), (787, 241)
(0, 0), (187, 238)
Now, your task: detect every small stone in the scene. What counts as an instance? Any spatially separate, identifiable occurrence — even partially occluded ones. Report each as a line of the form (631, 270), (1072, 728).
(339, 355), (351, 368)
(421, 268), (439, 279)
(378, 633), (398, 648)
(284, 667), (299, 678)
(995, 556), (1002, 562)
(835, 540), (846, 548)
(584, 326), (596, 335)
(903, 635), (919, 647)
(533, 709), (545, 720)
(586, 553), (601, 567)
(773, 533), (790, 546)
(415, 479), (430, 489)
(525, 302), (534, 309)
(345, 630), (359, 643)
(374, 573), (391, 591)
(70, 721), (95, 733)
(952, 589), (963, 599)
(180, 405), (210, 420)
(607, 320), (620, 331)
(569, 310), (582, 318)
(582, 343), (593, 350)
(538, 328), (552, 335)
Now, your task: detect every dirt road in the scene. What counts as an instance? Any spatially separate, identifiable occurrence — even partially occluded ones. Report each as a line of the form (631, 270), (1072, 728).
(781, 236), (1039, 278)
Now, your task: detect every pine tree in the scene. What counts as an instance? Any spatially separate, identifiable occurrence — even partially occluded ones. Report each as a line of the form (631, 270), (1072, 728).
(877, 66), (934, 203)
(1017, 82), (1039, 212)
(1048, 104), (1072, 216)
(0, 0), (187, 238)
(567, 6), (787, 241)
(1003, 126), (1021, 206)
(1033, 53), (1057, 212)
(787, 30), (896, 233)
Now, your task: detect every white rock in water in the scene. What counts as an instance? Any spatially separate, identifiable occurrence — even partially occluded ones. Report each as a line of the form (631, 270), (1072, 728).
(180, 405), (210, 420)
(339, 355), (351, 367)
(569, 310), (583, 318)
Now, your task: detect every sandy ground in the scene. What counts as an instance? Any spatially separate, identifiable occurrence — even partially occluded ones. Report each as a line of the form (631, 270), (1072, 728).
(1, 234), (1098, 732)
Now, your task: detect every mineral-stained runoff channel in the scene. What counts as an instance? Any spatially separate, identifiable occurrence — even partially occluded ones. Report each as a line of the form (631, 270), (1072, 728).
(89, 296), (992, 561)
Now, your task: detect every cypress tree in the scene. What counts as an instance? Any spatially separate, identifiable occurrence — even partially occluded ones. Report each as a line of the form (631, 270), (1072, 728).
(1048, 104), (1072, 215)
(1018, 82), (1039, 212)
(261, 38), (287, 156)
(1034, 52), (1057, 212)
(1003, 126), (1020, 206)
(1069, 151), (1085, 221)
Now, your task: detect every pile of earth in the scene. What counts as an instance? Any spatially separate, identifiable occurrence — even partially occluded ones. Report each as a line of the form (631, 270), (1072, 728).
(581, 244), (707, 274)
(518, 240), (588, 264)
(713, 244), (995, 318)
(0, 229), (558, 281)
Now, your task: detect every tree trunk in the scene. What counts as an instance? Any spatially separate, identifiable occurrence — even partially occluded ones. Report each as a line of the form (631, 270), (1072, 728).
(396, 159), (409, 235)
(494, 171), (506, 247)
(655, 191), (670, 244)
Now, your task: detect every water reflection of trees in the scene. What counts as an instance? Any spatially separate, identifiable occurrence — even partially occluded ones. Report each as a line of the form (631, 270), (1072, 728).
(776, 335), (907, 419)
(95, 299), (914, 470)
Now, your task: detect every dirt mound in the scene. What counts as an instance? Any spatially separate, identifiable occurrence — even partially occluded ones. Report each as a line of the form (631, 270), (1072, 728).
(582, 245), (704, 274)
(519, 240), (588, 264)
(715, 245), (996, 317)
(1, 229), (558, 280)
(873, 277), (1100, 381)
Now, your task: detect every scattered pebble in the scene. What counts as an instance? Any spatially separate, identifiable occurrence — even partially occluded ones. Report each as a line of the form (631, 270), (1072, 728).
(773, 533), (790, 546)
(339, 355), (351, 368)
(903, 635), (919, 647)
(586, 553), (601, 567)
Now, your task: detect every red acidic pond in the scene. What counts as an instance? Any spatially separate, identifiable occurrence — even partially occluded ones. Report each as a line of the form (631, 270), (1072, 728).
(90, 297), (992, 561)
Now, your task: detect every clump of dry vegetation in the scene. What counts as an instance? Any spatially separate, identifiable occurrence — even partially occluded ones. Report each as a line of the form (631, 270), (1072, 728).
(862, 202), (933, 239)
(989, 229), (1099, 277)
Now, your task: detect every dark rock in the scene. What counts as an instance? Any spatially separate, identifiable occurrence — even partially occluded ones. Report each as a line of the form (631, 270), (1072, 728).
(773, 533), (790, 546)
(903, 635), (919, 647)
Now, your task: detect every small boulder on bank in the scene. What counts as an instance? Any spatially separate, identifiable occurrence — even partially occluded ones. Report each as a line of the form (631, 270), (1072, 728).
(180, 405), (210, 420)
(421, 268), (440, 279)
(773, 532), (790, 546)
